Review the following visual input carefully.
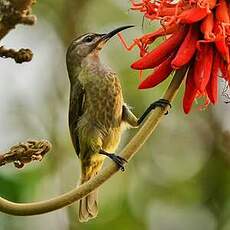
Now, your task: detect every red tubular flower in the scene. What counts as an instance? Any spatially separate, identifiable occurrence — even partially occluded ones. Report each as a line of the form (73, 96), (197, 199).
(193, 44), (213, 91)
(215, 0), (230, 23)
(159, 7), (178, 17)
(200, 44), (214, 91)
(138, 54), (174, 89)
(206, 52), (221, 104)
(200, 13), (215, 40)
(120, 0), (230, 113)
(140, 22), (179, 44)
(183, 65), (198, 114)
(177, 7), (209, 24)
(131, 26), (188, 70)
(214, 23), (230, 62)
(171, 25), (200, 69)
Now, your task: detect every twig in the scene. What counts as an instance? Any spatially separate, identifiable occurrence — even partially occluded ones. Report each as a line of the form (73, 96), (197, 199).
(0, 139), (51, 168)
(0, 46), (33, 63)
(0, 0), (36, 39)
(0, 0), (36, 62)
(0, 68), (187, 216)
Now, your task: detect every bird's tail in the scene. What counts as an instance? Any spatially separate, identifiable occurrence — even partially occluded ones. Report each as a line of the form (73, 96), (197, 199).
(78, 160), (103, 222)
(79, 186), (98, 222)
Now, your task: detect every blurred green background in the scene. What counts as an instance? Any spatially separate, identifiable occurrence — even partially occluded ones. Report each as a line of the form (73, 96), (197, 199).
(1, 0), (230, 229)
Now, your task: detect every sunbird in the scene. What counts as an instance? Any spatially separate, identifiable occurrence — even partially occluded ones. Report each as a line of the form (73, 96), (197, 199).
(66, 25), (170, 222)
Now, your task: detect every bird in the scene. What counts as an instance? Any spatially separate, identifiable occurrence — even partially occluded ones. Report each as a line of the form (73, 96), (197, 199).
(66, 25), (170, 222)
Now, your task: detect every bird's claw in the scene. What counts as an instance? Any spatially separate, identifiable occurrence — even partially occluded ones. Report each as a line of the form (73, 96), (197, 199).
(150, 99), (171, 115)
(99, 150), (127, 171)
(108, 154), (127, 171)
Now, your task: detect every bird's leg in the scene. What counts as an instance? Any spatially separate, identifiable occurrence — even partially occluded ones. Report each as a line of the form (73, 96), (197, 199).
(122, 99), (171, 128)
(99, 149), (127, 171)
(137, 99), (171, 125)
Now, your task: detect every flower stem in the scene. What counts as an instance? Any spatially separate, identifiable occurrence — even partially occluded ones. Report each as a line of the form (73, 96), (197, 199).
(0, 68), (187, 216)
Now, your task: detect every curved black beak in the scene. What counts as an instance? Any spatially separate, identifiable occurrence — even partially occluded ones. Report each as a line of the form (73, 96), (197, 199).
(102, 25), (135, 41)
(96, 25), (134, 49)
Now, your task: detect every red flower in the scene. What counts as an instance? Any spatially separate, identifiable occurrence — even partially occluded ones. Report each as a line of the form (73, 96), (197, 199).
(119, 0), (230, 113)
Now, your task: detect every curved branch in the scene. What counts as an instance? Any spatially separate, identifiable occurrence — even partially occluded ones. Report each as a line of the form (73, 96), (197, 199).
(0, 68), (187, 216)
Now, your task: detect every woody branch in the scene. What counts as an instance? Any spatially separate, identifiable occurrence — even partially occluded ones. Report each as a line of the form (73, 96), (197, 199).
(0, 0), (36, 63)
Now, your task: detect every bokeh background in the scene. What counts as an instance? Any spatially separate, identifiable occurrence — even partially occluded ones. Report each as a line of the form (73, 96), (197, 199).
(1, 0), (230, 229)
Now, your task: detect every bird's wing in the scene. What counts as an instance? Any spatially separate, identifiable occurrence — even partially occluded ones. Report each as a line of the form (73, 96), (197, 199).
(69, 79), (85, 156)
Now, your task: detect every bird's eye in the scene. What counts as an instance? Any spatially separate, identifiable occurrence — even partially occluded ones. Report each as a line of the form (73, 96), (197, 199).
(84, 36), (94, 43)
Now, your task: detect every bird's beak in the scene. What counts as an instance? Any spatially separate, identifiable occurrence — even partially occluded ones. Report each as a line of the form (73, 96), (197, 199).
(96, 25), (134, 49)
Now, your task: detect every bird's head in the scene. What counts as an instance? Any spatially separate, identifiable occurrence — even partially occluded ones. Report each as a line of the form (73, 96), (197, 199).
(66, 25), (134, 75)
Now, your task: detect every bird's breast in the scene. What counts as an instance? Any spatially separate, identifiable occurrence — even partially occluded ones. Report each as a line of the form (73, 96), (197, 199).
(82, 72), (123, 131)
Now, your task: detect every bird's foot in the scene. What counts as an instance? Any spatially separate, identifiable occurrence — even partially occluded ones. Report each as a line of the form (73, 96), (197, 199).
(99, 150), (127, 171)
(150, 99), (171, 115)
(137, 99), (172, 125)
